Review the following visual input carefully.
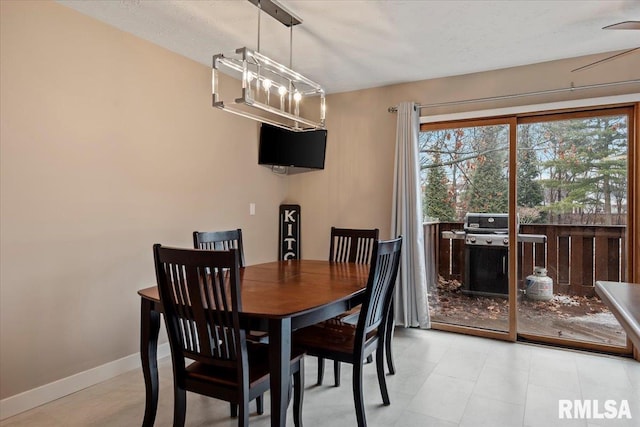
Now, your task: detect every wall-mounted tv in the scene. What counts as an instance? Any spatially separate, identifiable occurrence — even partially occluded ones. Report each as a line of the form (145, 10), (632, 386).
(258, 124), (327, 174)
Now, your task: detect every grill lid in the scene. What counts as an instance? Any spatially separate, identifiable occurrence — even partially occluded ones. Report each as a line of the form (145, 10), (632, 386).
(464, 213), (510, 233)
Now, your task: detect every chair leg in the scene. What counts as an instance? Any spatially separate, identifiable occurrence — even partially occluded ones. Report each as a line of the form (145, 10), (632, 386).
(352, 362), (367, 427)
(174, 386), (187, 427)
(376, 348), (390, 406)
(317, 356), (325, 385)
(333, 360), (341, 387)
(238, 400), (250, 427)
(256, 394), (264, 415)
(233, 396), (264, 416)
(293, 360), (305, 427)
(385, 311), (396, 375)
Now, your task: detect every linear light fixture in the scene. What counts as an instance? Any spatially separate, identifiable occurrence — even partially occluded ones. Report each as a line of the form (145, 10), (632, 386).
(212, 0), (326, 132)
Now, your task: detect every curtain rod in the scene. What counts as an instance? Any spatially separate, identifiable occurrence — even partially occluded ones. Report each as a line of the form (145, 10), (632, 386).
(387, 79), (640, 113)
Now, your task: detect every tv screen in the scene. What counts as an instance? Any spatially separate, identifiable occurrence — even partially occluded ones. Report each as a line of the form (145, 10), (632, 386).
(258, 124), (327, 172)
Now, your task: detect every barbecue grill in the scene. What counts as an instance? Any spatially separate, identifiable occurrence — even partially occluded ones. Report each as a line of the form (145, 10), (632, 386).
(441, 213), (547, 296)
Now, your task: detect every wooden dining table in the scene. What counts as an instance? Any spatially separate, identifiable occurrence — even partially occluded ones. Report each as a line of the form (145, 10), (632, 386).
(138, 259), (370, 427)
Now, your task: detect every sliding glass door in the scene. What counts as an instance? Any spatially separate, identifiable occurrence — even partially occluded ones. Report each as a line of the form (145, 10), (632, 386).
(515, 107), (632, 351)
(420, 118), (512, 336)
(421, 105), (635, 353)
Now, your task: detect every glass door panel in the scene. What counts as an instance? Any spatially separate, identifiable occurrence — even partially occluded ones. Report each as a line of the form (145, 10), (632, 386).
(516, 109), (630, 348)
(420, 121), (511, 333)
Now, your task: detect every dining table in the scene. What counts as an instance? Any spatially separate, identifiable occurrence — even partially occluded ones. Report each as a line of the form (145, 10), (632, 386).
(595, 280), (640, 359)
(138, 259), (371, 427)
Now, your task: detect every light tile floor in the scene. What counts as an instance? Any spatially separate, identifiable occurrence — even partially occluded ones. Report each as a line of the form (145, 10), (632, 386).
(2, 329), (639, 427)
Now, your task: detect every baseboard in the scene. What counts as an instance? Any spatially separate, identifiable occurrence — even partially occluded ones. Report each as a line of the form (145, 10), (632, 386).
(0, 343), (170, 420)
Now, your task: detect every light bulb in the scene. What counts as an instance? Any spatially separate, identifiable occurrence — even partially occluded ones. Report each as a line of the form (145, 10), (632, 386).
(278, 86), (287, 96)
(293, 91), (302, 102)
(263, 79), (272, 90)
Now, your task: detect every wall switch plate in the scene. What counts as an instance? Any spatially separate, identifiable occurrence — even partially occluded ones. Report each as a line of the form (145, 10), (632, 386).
(249, 203), (256, 216)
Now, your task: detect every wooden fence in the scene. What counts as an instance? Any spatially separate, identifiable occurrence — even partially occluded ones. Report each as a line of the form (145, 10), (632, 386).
(431, 222), (626, 296)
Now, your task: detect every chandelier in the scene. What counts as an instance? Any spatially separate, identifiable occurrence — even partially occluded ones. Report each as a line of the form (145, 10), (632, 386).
(212, 0), (326, 132)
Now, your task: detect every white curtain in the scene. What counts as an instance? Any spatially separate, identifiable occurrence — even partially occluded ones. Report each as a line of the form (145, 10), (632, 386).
(391, 102), (430, 328)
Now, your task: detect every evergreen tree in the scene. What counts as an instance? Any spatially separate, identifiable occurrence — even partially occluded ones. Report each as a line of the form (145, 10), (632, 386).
(419, 113), (629, 226)
(537, 116), (627, 224)
(569, 116), (627, 225)
(517, 126), (545, 222)
(517, 129), (544, 208)
(424, 153), (455, 221)
(465, 126), (508, 213)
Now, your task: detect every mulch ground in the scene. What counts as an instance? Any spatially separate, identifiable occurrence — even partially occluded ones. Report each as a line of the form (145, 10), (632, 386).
(428, 276), (626, 346)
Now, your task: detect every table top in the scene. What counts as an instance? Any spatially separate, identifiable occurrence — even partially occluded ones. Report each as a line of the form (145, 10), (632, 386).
(138, 259), (370, 318)
(595, 281), (640, 349)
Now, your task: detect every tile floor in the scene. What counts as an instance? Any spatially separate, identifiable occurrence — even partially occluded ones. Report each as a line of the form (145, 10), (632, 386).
(1, 329), (639, 426)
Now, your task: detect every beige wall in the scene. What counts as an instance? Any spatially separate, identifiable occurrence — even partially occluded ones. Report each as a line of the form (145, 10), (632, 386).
(2, 0), (640, 403)
(0, 1), (287, 399)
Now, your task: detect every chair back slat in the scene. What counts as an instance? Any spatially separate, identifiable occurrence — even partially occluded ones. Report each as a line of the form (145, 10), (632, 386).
(193, 229), (245, 267)
(201, 266), (236, 359)
(357, 237), (403, 339)
(329, 227), (379, 264)
(154, 245), (245, 370)
(169, 262), (199, 353)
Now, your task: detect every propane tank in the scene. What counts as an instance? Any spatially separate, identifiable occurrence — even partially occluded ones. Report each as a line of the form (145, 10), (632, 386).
(525, 267), (553, 301)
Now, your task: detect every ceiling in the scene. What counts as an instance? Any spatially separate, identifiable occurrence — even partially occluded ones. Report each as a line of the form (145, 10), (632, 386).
(57, 0), (640, 94)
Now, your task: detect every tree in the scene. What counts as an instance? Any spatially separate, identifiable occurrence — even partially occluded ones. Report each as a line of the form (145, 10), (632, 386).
(423, 153), (455, 221)
(419, 112), (629, 226)
(464, 126), (508, 213)
(517, 130), (544, 208)
(517, 126), (545, 222)
(535, 116), (628, 224)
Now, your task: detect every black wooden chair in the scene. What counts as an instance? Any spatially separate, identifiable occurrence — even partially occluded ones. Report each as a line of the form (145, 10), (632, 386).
(294, 237), (402, 427)
(193, 229), (245, 267)
(193, 229), (267, 416)
(153, 245), (304, 427)
(317, 227), (379, 386)
(329, 227), (379, 264)
(194, 230), (267, 340)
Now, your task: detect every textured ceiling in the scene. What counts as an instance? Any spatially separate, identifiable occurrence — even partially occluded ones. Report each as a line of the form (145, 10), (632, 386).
(57, 0), (640, 94)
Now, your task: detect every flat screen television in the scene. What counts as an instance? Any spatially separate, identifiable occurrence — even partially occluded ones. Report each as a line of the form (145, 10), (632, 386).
(258, 124), (327, 174)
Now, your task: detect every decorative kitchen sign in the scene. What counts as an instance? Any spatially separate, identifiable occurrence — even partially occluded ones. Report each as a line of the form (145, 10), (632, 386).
(279, 204), (300, 260)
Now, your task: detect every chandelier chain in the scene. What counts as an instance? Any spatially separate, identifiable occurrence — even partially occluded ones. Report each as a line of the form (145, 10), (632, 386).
(257, 0), (261, 52)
